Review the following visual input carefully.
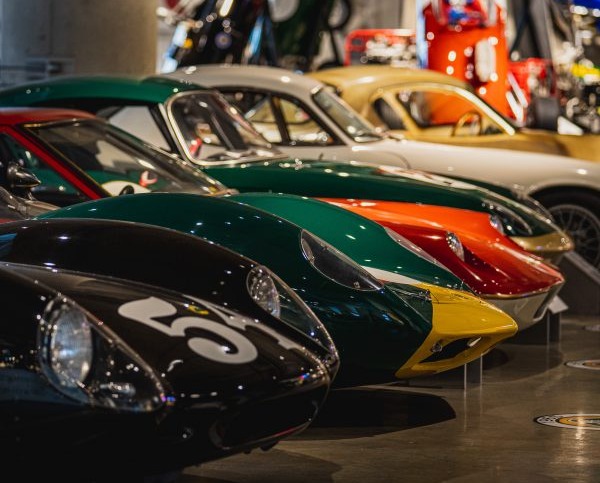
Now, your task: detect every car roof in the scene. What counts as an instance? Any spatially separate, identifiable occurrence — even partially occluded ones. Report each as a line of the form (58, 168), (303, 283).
(0, 75), (210, 106)
(0, 106), (96, 125)
(310, 65), (473, 97)
(167, 64), (324, 93)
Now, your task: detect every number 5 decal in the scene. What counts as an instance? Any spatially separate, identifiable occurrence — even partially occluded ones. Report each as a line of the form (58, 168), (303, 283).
(119, 297), (258, 364)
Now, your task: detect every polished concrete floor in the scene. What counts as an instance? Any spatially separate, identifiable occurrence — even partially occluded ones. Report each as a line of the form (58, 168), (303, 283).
(181, 315), (600, 483)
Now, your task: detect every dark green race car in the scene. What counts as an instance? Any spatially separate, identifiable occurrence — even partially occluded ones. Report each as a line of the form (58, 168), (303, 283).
(39, 193), (518, 384)
(0, 75), (573, 261)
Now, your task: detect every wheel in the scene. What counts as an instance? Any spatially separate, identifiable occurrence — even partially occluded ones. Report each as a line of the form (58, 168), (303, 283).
(527, 95), (560, 132)
(450, 111), (482, 136)
(537, 191), (600, 268)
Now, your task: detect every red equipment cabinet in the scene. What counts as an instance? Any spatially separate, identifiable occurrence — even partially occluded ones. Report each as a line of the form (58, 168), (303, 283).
(421, 0), (511, 116)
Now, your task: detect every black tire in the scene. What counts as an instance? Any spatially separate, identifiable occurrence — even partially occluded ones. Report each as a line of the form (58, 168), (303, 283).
(527, 95), (561, 132)
(536, 191), (600, 268)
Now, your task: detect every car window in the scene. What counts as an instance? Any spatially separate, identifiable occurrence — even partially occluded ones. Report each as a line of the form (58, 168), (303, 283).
(223, 91), (283, 143)
(312, 88), (382, 142)
(373, 98), (406, 130)
(278, 97), (332, 145)
(107, 106), (172, 151)
(27, 120), (227, 196)
(0, 133), (88, 206)
(396, 88), (504, 134)
(169, 92), (273, 160)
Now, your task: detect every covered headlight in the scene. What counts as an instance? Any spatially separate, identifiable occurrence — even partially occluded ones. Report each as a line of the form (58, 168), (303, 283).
(300, 229), (383, 291)
(446, 232), (465, 261)
(489, 214), (505, 235)
(483, 199), (533, 237)
(48, 305), (93, 387)
(384, 226), (448, 268)
(38, 297), (166, 413)
(247, 266), (280, 318)
(247, 265), (337, 357)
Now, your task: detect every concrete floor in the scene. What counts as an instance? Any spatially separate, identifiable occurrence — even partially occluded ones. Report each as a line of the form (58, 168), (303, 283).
(181, 315), (600, 483)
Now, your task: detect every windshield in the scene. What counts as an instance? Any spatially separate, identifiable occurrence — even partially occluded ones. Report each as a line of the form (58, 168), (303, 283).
(395, 84), (516, 132)
(312, 88), (383, 142)
(26, 119), (228, 196)
(168, 91), (278, 162)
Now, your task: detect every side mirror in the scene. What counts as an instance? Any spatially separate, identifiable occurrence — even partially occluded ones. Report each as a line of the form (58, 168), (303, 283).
(7, 163), (40, 189)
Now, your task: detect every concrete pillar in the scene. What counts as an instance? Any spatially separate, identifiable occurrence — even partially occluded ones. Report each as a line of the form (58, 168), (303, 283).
(0, 0), (156, 86)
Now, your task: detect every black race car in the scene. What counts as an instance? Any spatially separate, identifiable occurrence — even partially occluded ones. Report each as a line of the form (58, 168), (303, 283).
(0, 220), (337, 481)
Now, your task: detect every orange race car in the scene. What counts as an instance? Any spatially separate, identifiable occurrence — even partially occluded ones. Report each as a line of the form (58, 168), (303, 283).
(320, 197), (565, 330)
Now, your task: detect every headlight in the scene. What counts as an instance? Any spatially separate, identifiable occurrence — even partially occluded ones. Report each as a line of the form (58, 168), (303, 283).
(384, 226), (447, 268)
(247, 265), (337, 357)
(48, 304), (92, 387)
(483, 199), (533, 237)
(446, 232), (465, 261)
(247, 266), (280, 318)
(300, 229), (383, 291)
(38, 297), (166, 412)
(489, 214), (505, 235)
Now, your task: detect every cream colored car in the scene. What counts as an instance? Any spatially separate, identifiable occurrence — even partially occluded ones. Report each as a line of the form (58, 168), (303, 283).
(311, 64), (600, 161)
(168, 64), (600, 268)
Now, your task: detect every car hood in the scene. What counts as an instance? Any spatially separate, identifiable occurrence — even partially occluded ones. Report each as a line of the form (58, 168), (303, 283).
(228, 192), (468, 291)
(7, 262), (331, 400)
(203, 158), (560, 237)
(0, 217), (337, 371)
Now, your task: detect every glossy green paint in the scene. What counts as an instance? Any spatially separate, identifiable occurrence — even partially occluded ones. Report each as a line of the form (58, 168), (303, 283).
(229, 192), (468, 291)
(207, 160), (555, 236)
(37, 193), (436, 385)
(0, 76), (198, 107)
(0, 75), (556, 237)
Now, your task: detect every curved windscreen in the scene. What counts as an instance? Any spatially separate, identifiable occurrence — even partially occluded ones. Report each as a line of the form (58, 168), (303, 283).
(26, 119), (228, 196)
(313, 88), (383, 142)
(168, 91), (277, 162)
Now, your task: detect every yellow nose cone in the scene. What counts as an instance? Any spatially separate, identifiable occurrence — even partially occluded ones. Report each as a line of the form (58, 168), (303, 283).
(394, 284), (517, 379)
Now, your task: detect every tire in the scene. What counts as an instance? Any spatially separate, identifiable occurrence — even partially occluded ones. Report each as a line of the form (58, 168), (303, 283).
(536, 191), (600, 269)
(527, 95), (561, 132)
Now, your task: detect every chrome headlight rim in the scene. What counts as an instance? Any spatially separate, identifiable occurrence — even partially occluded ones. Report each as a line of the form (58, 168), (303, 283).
(38, 297), (93, 393)
(37, 296), (166, 413)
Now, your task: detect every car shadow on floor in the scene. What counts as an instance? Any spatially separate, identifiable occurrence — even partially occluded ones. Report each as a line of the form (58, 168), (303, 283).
(292, 386), (455, 440)
(181, 449), (341, 483)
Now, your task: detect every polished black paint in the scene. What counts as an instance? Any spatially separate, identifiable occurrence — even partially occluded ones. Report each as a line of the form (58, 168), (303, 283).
(0, 261), (331, 478)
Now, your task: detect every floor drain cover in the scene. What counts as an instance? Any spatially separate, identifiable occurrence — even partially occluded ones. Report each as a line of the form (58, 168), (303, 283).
(535, 414), (600, 430)
(565, 359), (600, 370)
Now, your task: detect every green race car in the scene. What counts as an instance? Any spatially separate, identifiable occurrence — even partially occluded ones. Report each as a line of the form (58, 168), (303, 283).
(0, 75), (572, 262)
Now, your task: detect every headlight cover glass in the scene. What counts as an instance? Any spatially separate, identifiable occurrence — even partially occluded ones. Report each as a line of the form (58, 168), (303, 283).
(247, 266), (281, 318)
(38, 297), (166, 413)
(446, 232), (465, 261)
(483, 199), (533, 237)
(384, 226), (447, 268)
(300, 229), (383, 291)
(247, 265), (337, 356)
(489, 214), (505, 235)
